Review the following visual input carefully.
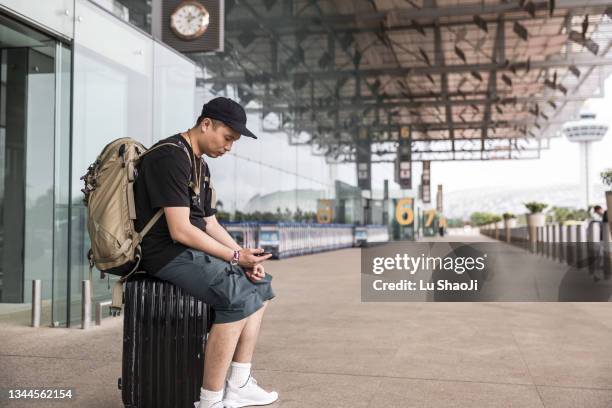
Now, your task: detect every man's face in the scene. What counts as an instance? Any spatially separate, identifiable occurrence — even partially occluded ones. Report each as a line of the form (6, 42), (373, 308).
(198, 118), (240, 158)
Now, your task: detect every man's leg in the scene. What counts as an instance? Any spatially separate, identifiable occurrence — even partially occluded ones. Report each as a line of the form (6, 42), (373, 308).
(223, 301), (277, 407)
(202, 318), (247, 391)
(233, 301), (268, 363)
(203, 301), (269, 390)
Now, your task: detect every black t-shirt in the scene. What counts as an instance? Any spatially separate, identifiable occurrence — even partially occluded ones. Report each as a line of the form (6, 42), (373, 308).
(134, 134), (217, 274)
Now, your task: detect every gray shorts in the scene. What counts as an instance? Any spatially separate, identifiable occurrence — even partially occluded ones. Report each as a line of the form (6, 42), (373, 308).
(154, 248), (275, 324)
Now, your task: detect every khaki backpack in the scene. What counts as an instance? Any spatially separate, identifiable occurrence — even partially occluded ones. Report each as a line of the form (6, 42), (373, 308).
(81, 137), (192, 311)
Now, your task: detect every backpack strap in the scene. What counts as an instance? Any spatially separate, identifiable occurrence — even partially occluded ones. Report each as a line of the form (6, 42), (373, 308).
(139, 208), (164, 239)
(138, 141), (192, 168)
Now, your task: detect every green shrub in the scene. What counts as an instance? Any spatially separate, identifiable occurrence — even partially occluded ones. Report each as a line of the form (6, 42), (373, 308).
(548, 206), (590, 223)
(524, 201), (547, 214)
(601, 169), (612, 188)
(470, 211), (500, 226)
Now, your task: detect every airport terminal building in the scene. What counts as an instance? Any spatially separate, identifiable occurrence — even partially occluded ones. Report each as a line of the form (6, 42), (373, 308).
(0, 0), (340, 326)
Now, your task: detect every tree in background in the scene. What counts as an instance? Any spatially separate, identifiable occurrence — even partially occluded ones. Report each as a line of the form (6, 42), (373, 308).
(546, 206), (590, 223)
(470, 211), (500, 226)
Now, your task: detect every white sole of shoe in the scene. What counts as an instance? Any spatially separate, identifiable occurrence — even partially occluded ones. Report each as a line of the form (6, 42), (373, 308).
(223, 394), (279, 408)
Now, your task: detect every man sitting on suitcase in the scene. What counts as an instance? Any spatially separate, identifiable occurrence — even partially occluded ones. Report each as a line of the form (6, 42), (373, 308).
(134, 97), (278, 408)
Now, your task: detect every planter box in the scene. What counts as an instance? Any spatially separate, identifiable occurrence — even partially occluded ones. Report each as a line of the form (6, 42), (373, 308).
(504, 218), (517, 229)
(527, 213), (545, 228)
(527, 213), (545, 252)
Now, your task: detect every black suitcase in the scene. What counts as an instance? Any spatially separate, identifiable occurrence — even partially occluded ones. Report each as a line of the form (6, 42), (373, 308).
(120, 274), (212, 408)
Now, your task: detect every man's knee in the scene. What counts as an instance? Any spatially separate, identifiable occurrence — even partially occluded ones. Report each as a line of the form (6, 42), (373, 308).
(210, 317), (248, 335)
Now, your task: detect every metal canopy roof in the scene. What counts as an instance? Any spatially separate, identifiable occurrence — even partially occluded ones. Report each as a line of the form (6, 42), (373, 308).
(195, 0), (612, 162)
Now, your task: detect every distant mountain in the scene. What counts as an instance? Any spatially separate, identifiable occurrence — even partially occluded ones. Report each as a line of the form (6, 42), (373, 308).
(444, 183), (608, 220)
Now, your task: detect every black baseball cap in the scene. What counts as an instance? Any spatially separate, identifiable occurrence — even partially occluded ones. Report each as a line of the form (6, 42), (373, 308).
(198, 97), (257, 139)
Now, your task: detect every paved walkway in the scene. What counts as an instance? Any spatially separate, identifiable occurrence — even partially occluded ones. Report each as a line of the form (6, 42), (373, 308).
(1, 241), (611, 407)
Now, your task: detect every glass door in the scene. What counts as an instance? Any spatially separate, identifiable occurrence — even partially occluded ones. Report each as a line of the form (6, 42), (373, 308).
(0, 12), (71, 325)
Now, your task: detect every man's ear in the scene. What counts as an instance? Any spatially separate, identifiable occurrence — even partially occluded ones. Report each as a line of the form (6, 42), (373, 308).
(200, 118), (209, 134)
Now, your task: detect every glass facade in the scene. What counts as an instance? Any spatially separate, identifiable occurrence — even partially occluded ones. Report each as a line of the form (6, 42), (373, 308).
(0, 12), (72, 318)
(0, 0), (355, 326)
(68, 0), (196, 325)
(90, 0), (152, 34)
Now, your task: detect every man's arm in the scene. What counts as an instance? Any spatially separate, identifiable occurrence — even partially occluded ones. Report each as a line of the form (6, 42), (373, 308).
(204, 215), (241, 250)
(165, 207), (271, 267)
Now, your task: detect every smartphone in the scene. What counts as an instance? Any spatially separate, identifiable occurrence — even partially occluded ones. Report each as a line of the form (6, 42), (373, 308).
(255, 252), (272, 257)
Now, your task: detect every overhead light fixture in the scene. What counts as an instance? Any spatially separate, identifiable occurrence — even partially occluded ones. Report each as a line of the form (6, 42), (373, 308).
(525, 1), (536, 18)
(263, 0), (277, 10)
(244, 72), (254, 87)
(454, 46), (466, 63)
(237, 87), (254, 106)
(584, 39), (599, 55)
(340, 32), (353, 51)
(569, 65), (580, 77)
(549, 0), (555, 16)
(473, 15), (488, 33)
(237, 29), (255, 48)
(513, 22), (528, 41)
(470, 71), (483, 81)
(419, 47), (431, 66)
(582, 14), (589, 37)
(282, 113), (292, 125)
(501, 74), (513, 87)
(544, 71), (557, 89)
(293, 76), (307, 90)
(368, 79), (381, 94)
(353, 49), (362, 67)
(557, 84), (568, 95)
(293, 46), (305, 64)
(412, 20), (426, 36)
(318, 51), (332, 69)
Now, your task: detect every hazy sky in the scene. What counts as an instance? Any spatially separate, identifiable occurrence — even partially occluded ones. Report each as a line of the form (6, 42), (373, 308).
(430, 75), (612, 193)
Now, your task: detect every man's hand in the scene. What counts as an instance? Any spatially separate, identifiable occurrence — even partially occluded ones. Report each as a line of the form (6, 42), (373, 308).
(238, 248), (272, 268)
(245, 264), (265, 282)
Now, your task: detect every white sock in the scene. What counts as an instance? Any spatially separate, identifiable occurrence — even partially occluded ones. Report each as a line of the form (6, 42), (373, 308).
(228, 361), (252, 387)
(199, 387), (223, 407)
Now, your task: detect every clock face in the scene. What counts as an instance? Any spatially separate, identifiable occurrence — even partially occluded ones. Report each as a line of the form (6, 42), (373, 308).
(170, 1), (210, 40)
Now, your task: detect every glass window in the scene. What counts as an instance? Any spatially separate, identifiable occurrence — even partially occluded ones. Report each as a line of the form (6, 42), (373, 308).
(90, 0), (152, 34)
(153, 41), (196, 142)
(0, 13), (71, 325)
(0, 0), (74, 39)
(70, 0), (153, 324)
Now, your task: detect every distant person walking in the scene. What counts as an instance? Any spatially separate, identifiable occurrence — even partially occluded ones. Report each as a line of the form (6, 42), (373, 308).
(592, 205), (608, 242)
(593, 205), (608, 224)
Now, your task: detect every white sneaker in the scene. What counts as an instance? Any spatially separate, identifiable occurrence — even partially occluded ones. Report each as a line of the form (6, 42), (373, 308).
(223, 376), (279, 407)
(194, 400), (225, 408)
